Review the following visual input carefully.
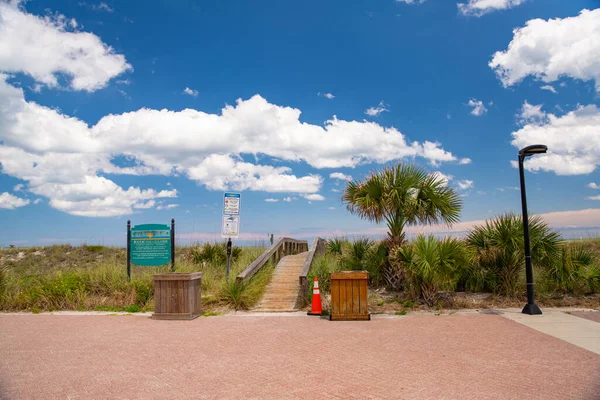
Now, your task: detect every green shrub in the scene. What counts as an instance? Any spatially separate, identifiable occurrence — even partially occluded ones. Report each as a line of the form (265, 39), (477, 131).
(189, 242), (242, 265)
(543, 245), (599, 294)
(466, 213), (561, 296)
(219, 262), (274, 310)
(308, 254), (340, 296)
(85, 245), (105, 253)
(326, 237), (347, 256)
(134, 280), (153, 306)
(391, 235), (470, 306)
(125, 304), (141, 313)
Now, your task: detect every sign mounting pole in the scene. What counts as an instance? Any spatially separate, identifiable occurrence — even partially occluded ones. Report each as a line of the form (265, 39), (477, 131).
(127, 220), (131, 281)
(226, 238), (232, 282)
(171, 218), (175, 272)
(222, 192), (241, 281)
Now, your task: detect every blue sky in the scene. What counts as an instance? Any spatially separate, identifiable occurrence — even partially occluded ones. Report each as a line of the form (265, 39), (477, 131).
(0, 0), (599, 246)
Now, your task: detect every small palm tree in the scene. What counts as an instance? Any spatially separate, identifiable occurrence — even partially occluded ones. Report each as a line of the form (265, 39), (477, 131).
(466, 213), (561, 297)
(391, 235), (470, 306)
(343, 163), (462, 249)
(547, 245), (597, 294)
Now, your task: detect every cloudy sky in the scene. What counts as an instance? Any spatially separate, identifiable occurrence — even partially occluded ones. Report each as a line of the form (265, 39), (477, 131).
(0, 0), (599, 246)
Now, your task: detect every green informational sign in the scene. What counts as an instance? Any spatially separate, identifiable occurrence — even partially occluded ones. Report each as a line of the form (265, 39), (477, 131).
(130, 224), (171, 266)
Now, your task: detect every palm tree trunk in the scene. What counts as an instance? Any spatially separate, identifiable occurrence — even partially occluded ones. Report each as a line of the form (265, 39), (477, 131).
(382, 213), (407, 290)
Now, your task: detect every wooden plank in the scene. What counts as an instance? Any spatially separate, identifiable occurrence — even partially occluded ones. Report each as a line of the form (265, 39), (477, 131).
(177, 280), (184, 313)
(183, 280), (189, 314)
(331, 278), (340, 315)
(330, 314), (370, 321)
(152, 313), (198, 320)
(345, 279), (353, 315)
(196, 280), (202, 315)
(237, 237), (309, 283)
(339, 279), (347, 314)
(153, 272), (203, 281)
(359, 279), (368, 315)
(352, 279), (360, 315)
(160, 281), (167, 314)
(330, 271), (369, 280)
(154, 280), (161, 313)
(299, 237), (322, 281)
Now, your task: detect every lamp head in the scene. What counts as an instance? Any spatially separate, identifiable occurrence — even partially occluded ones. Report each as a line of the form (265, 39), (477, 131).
(519, 144), (547, 158)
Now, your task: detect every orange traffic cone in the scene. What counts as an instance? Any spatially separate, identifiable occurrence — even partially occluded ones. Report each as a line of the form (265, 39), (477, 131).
(307, 276), (322, 316)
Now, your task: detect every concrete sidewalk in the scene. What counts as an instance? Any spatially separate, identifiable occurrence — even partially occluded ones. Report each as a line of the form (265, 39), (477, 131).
(1, 312), (599, 399)
(497, 308), (600, 355)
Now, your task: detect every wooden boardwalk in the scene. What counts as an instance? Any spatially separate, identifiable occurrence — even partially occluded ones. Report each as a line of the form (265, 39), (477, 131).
(254, 252), (308, 312)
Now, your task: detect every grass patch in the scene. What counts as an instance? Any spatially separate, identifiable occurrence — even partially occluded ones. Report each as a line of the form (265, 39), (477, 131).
(395, 310), (407, 316)
(0, 244), (268, 313)
(202, 311), (220, 317)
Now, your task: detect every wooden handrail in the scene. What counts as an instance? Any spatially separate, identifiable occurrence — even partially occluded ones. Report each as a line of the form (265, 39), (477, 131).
(236, 237), (308, 283)
(297, 237), (327, 306)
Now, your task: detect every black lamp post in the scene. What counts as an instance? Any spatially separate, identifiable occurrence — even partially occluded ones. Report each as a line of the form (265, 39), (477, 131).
(518, 144), (547, 315)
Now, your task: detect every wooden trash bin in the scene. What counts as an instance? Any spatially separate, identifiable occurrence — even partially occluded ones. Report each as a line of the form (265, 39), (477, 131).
(329, 271), (370, 321)
(152, 272), (203, 320)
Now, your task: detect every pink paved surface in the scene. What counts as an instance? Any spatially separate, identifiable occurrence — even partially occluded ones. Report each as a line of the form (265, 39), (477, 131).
(570, 311), (600, 323)
(1, 314), (599, 400)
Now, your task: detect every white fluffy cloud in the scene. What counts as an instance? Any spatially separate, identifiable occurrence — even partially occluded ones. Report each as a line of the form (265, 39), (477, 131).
(302, 194), (325, 201)
(431, 171), (453, 187)
(156, 203), (178, 210)
(264, 198), (279, 203)
(0, 1), (131, 91)
(458, 0), (527, 17)
(330, 172), (352, 181)
(186, 154), (322, 193)
(511, 104), (600, 175)
(0, 81), (467, 208)
(588, 183), (600, 189)
(365, 101), (388, 117)
(318, 92), (335, 99)
(0, 3), (469, 217)
(540, 85), (557, 94)
(183, 87), (198, 97)
(396, 0), (425, 3)
(467, 99), (487, 116)
(457, 180), (474, 190)
(490, 9), (600, 91)
(0, 192), (30, 209)
(517, 101), (546, 126)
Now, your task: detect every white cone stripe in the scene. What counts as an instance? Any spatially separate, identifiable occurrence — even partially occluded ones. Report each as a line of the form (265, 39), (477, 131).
(313, 289), (319, 294)
(314, 282), (319, 289)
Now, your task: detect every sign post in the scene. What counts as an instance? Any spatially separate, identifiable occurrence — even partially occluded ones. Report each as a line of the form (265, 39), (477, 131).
(171, 218), (175, 272)
(127, 220), (131, 280)
(222, 192), (241, 281)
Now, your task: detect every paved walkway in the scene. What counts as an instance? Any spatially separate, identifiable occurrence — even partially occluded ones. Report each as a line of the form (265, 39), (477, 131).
(255, 252), (307, 312)
(498, 308), (600, 355)
(1, 312), (599, 399)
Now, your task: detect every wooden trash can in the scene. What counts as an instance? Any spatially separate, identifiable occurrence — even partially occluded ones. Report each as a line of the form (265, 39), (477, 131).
(152, 272), (203, 320)
(329, 271), (370, 321)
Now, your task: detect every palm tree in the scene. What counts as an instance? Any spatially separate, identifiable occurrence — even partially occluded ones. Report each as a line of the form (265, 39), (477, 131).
(466, 212), (561, 297)
(391, 235), (470, 306)
(342, 163), (462, 248)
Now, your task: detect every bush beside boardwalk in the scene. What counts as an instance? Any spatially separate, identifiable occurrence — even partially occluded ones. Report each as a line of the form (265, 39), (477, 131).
(309, 220), (600, 313)
(0, 243), (271, 313)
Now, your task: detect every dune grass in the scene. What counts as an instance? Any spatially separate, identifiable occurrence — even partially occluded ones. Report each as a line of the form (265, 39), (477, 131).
(0, 244), (269, 313)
